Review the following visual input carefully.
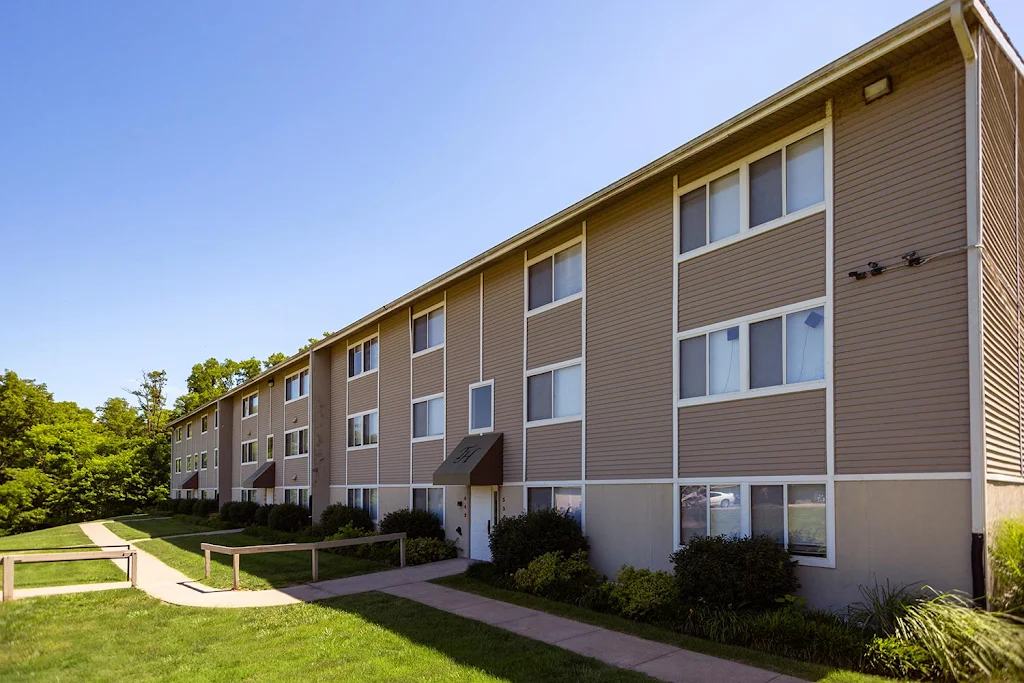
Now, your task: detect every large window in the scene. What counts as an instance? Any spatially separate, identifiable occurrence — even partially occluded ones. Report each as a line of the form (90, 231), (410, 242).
(412, 487), (444, 521)
(174, 458), (182, 474)
(349, 337), (379, 378)
(527, 486), (582, 525)
(348, 411), (379, 448)
(186, 422), (192, 439)
(241, 489), (257, 503)
(186, 455), (193, 471)
(528, 243), (582, 311)
(469, 380), (494, 433)
(285, 428), (309, 457)
(175, 427), (183, 442)
(413, 396), (444, 439)
(679, 129), (825, 256)
(284, 487), (309, 508)
(266, 435), (274, 461)
(201, 415), (209, 433)
(348, 487), (378, 521)
(285, 369), (309, 401)
(679, 304), (825, 402)
(242, 392), (258, 418)
(413, 308), (444, 354)
(527, 363), (582, 423)
(241, 440), (257, 464)
(200, 452), (208, 470)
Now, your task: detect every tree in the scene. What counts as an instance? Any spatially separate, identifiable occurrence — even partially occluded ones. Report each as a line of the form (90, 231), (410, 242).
(173, 357), (267, 416)
(96, 397), (145, 440)
(129, 370), (168, 436)
(298, 331), (332, 353)
(0, 371), (54, 471)
(264, 352), (288, 369)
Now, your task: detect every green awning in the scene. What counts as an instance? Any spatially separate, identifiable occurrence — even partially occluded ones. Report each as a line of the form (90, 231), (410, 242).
(433, 432), (503, 486)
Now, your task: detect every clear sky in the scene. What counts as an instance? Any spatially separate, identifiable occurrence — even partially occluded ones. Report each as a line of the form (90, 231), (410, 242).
(1, 0), (1022, 411)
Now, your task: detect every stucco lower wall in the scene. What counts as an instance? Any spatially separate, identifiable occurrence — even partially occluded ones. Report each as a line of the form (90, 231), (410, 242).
(379, 486), (410, 521)
(799, 479), (972, 609)
(987, 481), (1024, 529)
(585, 484), (675, 577)
(499, 485), (523, 519)
(445, 485), (468, 556)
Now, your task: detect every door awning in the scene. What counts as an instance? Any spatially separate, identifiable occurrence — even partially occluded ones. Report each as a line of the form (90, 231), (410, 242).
(182, 472), (199, 490)
(242, 460), (276, 488)
(433, 432), (503, 486)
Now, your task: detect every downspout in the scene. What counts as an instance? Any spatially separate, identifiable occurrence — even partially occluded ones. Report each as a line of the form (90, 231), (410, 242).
(952, 0), (988, 609)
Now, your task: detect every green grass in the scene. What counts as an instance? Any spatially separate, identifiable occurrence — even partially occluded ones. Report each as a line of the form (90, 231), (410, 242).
(432, 575), (895, 683)
(137, 532), (385, 590)
(0, 589), (651, 682)
(0, 524), (126, 591)
(103, 517), (224, 541)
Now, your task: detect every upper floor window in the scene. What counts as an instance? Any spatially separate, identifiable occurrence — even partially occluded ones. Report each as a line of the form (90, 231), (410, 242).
(186, 455), (193, 471)
(469, 380), (494, 433)
(285, 427), (309, 457)
(348, 411), (379, 448)
(175, 427), (183, 442)
(200, 452), (208, 470)
(241, 440), (257, 464)
(679, 129), (825, 256)
(266, 435), (274, 461)
(285, 369), (309, 401)
(527, 362), (582, 423)
(174, 458), (182, 474)
(214, 409), (219, 429)
(201, 415), (208, 434)
(412, 396), (444, 439)
(242, 392), (258, 419)
(214, 448), (219, 468)
(528, 243), (582, 311)
(349, 337), (379, 378)
(413, 308), (444, 354)
(186, 422), (193, 439)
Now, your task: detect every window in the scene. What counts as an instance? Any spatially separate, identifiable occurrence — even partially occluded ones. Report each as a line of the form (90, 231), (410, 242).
(528, 243), (582, 311)
(412, 487), (444, 521)
(527, 363), (582, 423)
(469, 381), (494, 433)
(186, 455), (192, 471)
(186, 422), (193, 439)
(242, 392), (258, 418)
(214, 409), (219, 429)
(679, 129), (825, 255)
(200, 452), (208, 470)
(174, 458), (182, 474)
(347, 488), (378, 520)
(201, 489), (207, 500)
(412, 396), (444, 439)
(214, 448), (219, 469)
(241, 440), (257, 464)
(679, 304), (825, 401)
(285, 428), (309, 457)
(175, 427), (182, 442)
(348, 337), (379, 378)
(266, 435), (274, 461)
(348, 411), (379, 448)
(285, 369), (310, 401)
(284, 488), (309, 508)
(413, 308), (445, 353)
(201, 415), (208, 433)
(527, 486), (582, 525)
(241, 489), (257, 503)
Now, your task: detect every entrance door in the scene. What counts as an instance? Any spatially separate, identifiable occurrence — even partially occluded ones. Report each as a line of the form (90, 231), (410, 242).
(265, 489), (274, 505)
(470, 486), (495, 561)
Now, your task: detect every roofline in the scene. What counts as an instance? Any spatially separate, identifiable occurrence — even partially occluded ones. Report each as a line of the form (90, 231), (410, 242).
(169, 0), (958, 428)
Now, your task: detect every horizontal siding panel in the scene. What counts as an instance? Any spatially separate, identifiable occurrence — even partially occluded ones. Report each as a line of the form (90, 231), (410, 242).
(284, 456), (309, 487)
(284, 398), (308, 429)
(412, 440), (443, 484)
(526, 421), (582, 481)
(412, 348), (444, 399)
(527, 298), (582, 370)
(347, 449), (377, 485)
(347, 373), (377, 415)
(446, 277), (480, 447)
(330, 344), (347, 485)
(527, 223), (582, 260)
(483, 255), (524, 483)
(379, 311), (411, 484)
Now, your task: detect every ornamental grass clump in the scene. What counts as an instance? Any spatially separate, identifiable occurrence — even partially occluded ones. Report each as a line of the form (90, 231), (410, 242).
(990, 518), (1024, 615)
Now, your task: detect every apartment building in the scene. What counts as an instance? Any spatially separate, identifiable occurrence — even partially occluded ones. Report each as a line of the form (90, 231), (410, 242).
(169, 0), (1024, 607)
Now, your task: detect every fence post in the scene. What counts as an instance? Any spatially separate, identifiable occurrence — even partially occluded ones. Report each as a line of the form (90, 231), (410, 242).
(399, 538), (406, 568)
(129, 552), (138, 588)
(312, 548), (319, 582)
(204, 549), (211, 580)
(2, 557), (12, 601)
(232, 554), (240, 591)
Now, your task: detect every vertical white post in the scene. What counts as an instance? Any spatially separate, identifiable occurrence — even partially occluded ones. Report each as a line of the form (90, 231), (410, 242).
(312, 548), (319, 582)
(130, 552), (138, 588)
(232, 554), (240, 591)
(2, 557), (12, 601)
(204, 549), (211, 580)
(400, 537), (406, 568)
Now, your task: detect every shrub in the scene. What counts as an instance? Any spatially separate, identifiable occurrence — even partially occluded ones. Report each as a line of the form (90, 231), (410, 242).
(605, 565), (679, 621)
(253, 504), (275, 527)
(991, 518), (1024, 614)
(191, 498), (217, 518)
(512, 550), (600, 603)
(268, 502), (308, 532)
(221, 501), (259, 526)
(320, 504), (374, 535)
(218, 501), (237, 521)
(378, 508), (444, 541)
(464, 560), (515, 589)
(172, 498), (193, 515)
(847, 580), (924, 635)
(405, 537), (459, 565)
(670, 535), (797, 610)
(489, 508), (588, 575)
(863, 636), (940, 680)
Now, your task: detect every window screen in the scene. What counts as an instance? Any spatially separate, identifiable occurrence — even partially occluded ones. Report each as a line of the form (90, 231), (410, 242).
(749, 150), (783, 227)
(749, 317), (783, 389)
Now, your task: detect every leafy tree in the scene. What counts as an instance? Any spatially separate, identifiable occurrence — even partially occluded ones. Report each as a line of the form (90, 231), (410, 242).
(173, 357), (264, 416)
(97, 397), (145, 440)
(299, 332), (332, 353)
(129, 370), (169, 436)
(0, 371), (54, 471)
(264, 352), (288, 369)
(0, 468), (53, 534)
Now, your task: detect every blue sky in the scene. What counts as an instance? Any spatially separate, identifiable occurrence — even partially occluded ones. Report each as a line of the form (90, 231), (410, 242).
(1, 0), (1021, 411)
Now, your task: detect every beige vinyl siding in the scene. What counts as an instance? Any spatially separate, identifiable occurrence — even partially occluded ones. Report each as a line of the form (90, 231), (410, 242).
(283, 455), (309, 486)
(236, 395), (252, 488)
(330, 343), (347, 485)
(586, 178), (675, 479)
(346, 449), (376, 485)
(270, 373), (285, 487)
(526, 298), (582, 370)
(833, 36), (969, 474)
(677, 212), (825, 331)
(678, 390), (827, 476)
(981, 31), (1024, 479)
(412, 347), (444, 399)
(526, 422), (582, 481)
(347, 373), (377, 415)
(283, 396), (308, 429)
(412, 440), (443, 484)
(412, 292), (445, 315)
(483, 255), (525, 483)
(527, 223), (583, 260)
(445, 277), (480, 446)
(379, 311), (411, 484)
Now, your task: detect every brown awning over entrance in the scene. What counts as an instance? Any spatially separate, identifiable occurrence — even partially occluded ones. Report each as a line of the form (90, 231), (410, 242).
(433, 432), (503, 486)
(182, 472), (199, 490)
(242, 460), (276, 488)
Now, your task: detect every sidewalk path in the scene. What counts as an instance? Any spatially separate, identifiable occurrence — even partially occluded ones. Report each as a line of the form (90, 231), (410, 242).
(382, 582), (803, 683)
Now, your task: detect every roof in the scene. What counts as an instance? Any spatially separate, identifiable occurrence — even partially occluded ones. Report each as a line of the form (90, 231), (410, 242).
(169, 0), (989, 428)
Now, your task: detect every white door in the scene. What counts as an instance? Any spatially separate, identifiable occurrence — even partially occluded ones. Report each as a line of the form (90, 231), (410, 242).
(470, 486), (495, 561)
(266, 489), (274, 505)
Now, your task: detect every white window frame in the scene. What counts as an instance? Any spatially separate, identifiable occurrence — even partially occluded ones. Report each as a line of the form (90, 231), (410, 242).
(347, 333), (380, 380)
(410, 485), (445, 526)
(241, 488), (257, 503)
(284, 426), (310, 459)
(175, 427), (182, 442)
(214, 448), (219, 469)
(676, 298), (827, 408)
(525, 358), (583, 428)
(675, 120), (828, 263)
(241, 391), (258, 419)
(526, 485), (584, 523)
(468, 379), (495, 434)
(214, 409), (219, 429)
(675, 479), (834, 568)
(186, 454), (193, 472)
(283, 486), (310, 508)
(525, 235), (585, 317)
(347, 409), (379, 450)
(186, 422), (193, 440)
(174, 457), (182, 474)
(411, 393), (445, 443)
(201, 415), (208, 434)
(347, 487), (379, 522)
(411, 302), (445, 357)
(241, 439), (258, 465)
(284, 367), (310, 403)
(266, 434), (275, 461)
(200, 451), (208, 470)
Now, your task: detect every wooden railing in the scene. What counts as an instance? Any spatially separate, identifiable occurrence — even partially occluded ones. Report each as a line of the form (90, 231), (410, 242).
(1, 549), (137, 601)
(200, 532), (407, 590)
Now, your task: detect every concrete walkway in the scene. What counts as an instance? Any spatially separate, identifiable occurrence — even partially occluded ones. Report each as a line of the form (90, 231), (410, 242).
(11, 581), (132, 601)
(382, 582), (803, 683)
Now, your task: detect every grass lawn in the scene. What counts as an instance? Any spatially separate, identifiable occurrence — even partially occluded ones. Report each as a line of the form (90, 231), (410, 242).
(103, 517), (225, 541)
(137, 532), (385, 590)
(0, 589), (650, 682)
(432, 575), (895, 683)
(0, 524), (126, 592)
